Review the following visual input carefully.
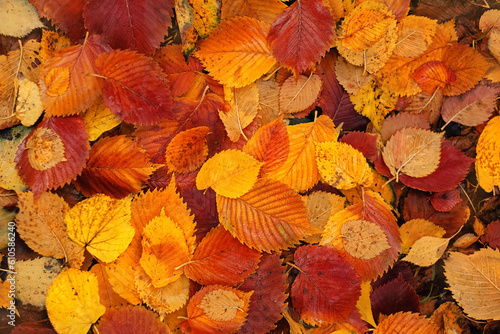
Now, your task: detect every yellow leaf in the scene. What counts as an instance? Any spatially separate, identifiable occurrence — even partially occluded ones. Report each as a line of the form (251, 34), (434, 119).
(196, 149), (263, 198)
(140, 212), (190, 288)
(0, 125), (30, 191)
(189, 0), (220, 38)
(90, 263), (129, 308)
(394, 16), (437, 58)
(341, 219), (390, 260)
(0, 0), (43, 38)
(46, 268), (106, 334)
(221, 0), (287, 25)
(279, 74), (322, 114)
(382, 128), (443, 180)
(304, 191), (346, 244)
(356, 281), (376, 327)
(256, 79), (281, 125)
(267, 115), (339, 192)
(16, 191), (85, 268)
(66, 194), (135, 263)
(350, 80), (397, 131)
(194, 16), (276, 87)
(444, 248), (500, 320)
(199, 289), (246, 322)
(135, 266), (190, 315)
(315, 140), (373, 189)
(15, 78), (43, 126)
(219, 83), (260, 142)
(399, 219), (446, 254)
(40, 29), (71, 62)
(476, 116), (500, 193)
(82, 98), (121, 142)
(404, 235), (451, 267)
(337, 1), (397, 73)
(0, 208), (16, 249)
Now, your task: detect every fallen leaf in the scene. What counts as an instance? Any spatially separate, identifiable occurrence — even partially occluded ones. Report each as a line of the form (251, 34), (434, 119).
(481, 221), (500, 249)
(430, 188), (462, 212)
(444, 248), (500, 320)
(393, 15), (437, 58)
(280, 74), (322, 114)
(404, 235), (452, 267)
(0, 125), (30, 191)
(373, 312), (439, 333)
(341, 220), (390, 260)
(476, 116), (500, 193)
(166, 126), (209, 173)
(189, 0), (219, 38)
(15, 78), (43, 126)
(0, 0), (44, 38)
(221, 0), (286, 25)
(380, 113), (430, 142)
(89, 263), (129, 308)
(95, 306), (171, 334)
(411, 60), (456, 94)
(399, 218), (446, 254)
(304, 191), (346, 244)
(82, 98), (121, 142)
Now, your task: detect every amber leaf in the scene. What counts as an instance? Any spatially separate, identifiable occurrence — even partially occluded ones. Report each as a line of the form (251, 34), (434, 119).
(166, 126), (209, 173)
(475, 116), (500, 193)
(95, 306), (170, 334)
(279, 74), (322, 114)
(374, 312), (439, 333)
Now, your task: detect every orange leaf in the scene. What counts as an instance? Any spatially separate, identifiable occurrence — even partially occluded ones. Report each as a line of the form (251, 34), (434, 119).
(411, 60), (456, 94)
(267, 115), (339, 192)
(321, 191), (401, 281)
(39, 35), (109, 117)
(476, 116), (500, 193)
(279, 74), (322, 114)
(268, 0), (335, 74)
(221, 0), (286, 25)
(166, 126), (209, 173)
(181, 285), (253, 333)
(243, 115), (289, 174)
(217, 178), (315, 252)
(183, 225), (261, 286)
(374, 312), (439, 333)
(94, 49), (173, 125)
(194, 17), (276, 87)
(95, 306), (171, 334)
(90, 263), (129, 308)
(15, 116), (89, 197)
(74, 135), (157, 198)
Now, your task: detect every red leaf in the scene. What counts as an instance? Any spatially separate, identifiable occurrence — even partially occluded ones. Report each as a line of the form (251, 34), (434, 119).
(377, 140), (475, 192)
(15, 116), (89, 198)
(292, 244), (361, 326)
(403, 189), (470, 237)
(430, 188), (462, 212)
(237, 254), (288, 334)
(481, 221), (500, 250)
(371, 260), (416, 290)
(74, 135), (156, 198)
(370, 274), (421, 323)
(33, 0), (86, 42)
(317, 52), (369, 131)
(184, 225), (261, 286)
(84, 0), (174, 54)
(268, 0), (335, 74)
(411, 60), (456, 94)
(134, 119), (180, 164)
(95, 306), (170, 333)
(95, 50), (173, 125)
(340, 132), (378, 162)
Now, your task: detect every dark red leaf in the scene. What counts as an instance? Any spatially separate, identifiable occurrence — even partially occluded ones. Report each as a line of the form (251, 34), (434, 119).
(371, 274), (421, 323)
(95, 50), (173, 126)
(317, 52), (369, 131)
(268, 0), (335, 74)
(95, 305), (170, 333)
(292, 244), (361, 325)
(340, 132), (378, 162)
(84, 0), (174, 54)
(371, 260), (417, 290)
(481, 221), (500, 250)
(237, 254), (288, 334)
(430, 188), (462, 212)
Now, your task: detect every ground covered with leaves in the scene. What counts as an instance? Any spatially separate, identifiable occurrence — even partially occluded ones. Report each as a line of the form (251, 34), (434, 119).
(1, 0), (500, 333)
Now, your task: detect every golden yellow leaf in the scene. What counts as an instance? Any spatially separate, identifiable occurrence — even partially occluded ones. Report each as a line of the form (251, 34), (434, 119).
(444, 248), (500, 320)
(342, 169), (396, 206)
(394, 15), (437, 58)
(16, 191), (85, 268)
(46, 268), (106, 334)
(304, 191), (346, 244)
(315, 140), (373, 189)
(45, 66), (70, 97)
(350, 80), (397, 131)
(0, 0), (43, 38)
(487, 29), (500, 64)
(337, 1), (397, 73)
(0, 274), (17, 314)
(0, 125), (30, 191)
(196, 149), (263, 198)
(356, 281), (376, 327)
(382, 128), (443, 180)
(199, 289), (246, 322)
(194, 16), (276, 87)
(341, 219), (390, 260)
(135, 266), (190, 315)
(66, 194), (135, 263)
(267, 115), (339, 192)
(221, 0), (287, 25)
(140, 212), (190, 288)
(256, 79), (281, 125)
(476, 116), (500, 193)
(82, 98), (121, 142)
(404, 235), (451, 267)
(279, 74), (322, 114)
(189, 0), (220, 38)
(473, 218), (486, 237)
(15, 78), (43, 126)
(219, 83), (260, 142)
(90, 263), (129, 308)
(399, 219), (446, 254)
(40, 29), (71, 62)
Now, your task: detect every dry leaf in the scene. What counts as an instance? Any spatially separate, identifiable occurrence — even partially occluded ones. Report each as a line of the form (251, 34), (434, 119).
(89, 263), (129, 308)
(95, 306), (171, 334)
(404, 235), (451, 267)
(382, 127), (443, 180)
(221, 0), (286, 25)
(356, 281), (376, 327)
(315, 140), (374, 189)
(46, 268), (106, 334)
(341, 219), (390, 260)
(335, 56), (372, 95)
(452, 233), (479, 249)
(15, 78), (43, 126)
(399, 219), (446, 254)
(374, 312), (439, 333)
(82, 98), (121, 142)
(444, 248), (500, 320)
(256, 79), (281, 125)
(394, 15), (437, 58)
(196, 149), (263, 198)
(0, 125), (30, 191)
(279, 74), (322, 114)
(304, 191), (346, 244)
(0, 0), (43, 38)
(476, 116), (500, 193)
(166, 126), (209, 173)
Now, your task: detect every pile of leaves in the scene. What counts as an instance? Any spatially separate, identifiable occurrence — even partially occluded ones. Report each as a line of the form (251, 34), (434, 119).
(1, 0), (500, 333)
